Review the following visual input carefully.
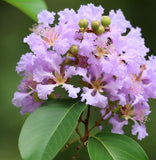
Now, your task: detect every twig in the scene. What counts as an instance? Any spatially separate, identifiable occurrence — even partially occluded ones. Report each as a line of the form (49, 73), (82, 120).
(72, 144), (83, 160)
(89, 109), (110, 132)
(75, 127), (83, 140)
(82, 105), (91, 144)
(75, 112), (85, 140)
(62, 138), (80, 152)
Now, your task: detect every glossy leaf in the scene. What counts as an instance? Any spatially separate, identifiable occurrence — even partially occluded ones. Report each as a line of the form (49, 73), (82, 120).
(19, 99), (87, 160)
(87, 132), (149, 160)
(4, 0), (47, 21)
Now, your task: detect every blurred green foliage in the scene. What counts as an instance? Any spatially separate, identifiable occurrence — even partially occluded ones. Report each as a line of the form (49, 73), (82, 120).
(0, 0), (156, 159)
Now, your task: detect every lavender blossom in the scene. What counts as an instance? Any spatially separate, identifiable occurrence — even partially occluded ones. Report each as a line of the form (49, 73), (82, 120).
(12, 3), (156, 140)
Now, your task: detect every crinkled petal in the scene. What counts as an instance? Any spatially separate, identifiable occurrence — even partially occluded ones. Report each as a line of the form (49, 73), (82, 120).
(44, 53), (62, 72)
(109, 114), (128, 134)
(16, 53), (35, 74)
(131, 121), (148, 140)
(38, 10), (55, 27)
(81, 87), (108, 108)
(64, 66), (76, 79)
(78, 3), (104, 22)
(109, 9), (131, 33)
(126, 27), (149, 56)
(53, 38), (70, 55)
(20, 96), (41, 115)
(33, 66), (54, 82)
(58, 8), (77, 24)
(76, 68), (91, 84)
(24, 33), (49, 55)
(62, 83), (80, 98)
(12, 92), (31, 107)
(36, 84), (58, 100)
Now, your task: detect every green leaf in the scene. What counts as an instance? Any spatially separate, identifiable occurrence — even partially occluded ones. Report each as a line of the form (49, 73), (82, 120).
(4, 0), (47, 21)
(19, 99), (87, 160)
(87, 132), (149, 160)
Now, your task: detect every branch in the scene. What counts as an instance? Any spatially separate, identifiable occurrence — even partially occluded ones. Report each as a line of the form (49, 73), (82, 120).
(82, 105), (91, 145)
(89, 109), (110, 132)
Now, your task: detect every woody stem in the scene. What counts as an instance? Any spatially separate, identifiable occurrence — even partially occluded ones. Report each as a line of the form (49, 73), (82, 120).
(82, 105), (91, 144)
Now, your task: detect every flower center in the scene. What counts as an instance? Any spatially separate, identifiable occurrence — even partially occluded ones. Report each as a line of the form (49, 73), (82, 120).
(54, 71), (67, 84)
(120, 103), (133, 120)
(95, 37), (114, 58)
(92, 79), (104, 92)
(44, 28), (58, 46)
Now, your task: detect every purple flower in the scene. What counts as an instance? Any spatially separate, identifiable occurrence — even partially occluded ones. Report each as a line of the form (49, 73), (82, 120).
(33, 53), (80, 100)
(12, 4), (155, 141)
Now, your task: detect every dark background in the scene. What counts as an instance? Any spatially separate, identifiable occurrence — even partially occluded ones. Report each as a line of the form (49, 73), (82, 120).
(0, 0), (156, 159)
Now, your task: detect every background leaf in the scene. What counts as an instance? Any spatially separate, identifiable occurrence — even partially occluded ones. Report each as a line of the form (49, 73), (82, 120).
(19, 99), (87, 160)
(87, 132), (149, 160)
(3, 0), (47, 21)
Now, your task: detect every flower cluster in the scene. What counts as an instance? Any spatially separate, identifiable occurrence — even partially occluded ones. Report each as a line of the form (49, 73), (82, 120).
(12, 4), (156, 140)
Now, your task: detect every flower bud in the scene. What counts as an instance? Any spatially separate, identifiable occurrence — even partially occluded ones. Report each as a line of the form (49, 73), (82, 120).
(70, 45), (79, 55)
(48, 93), (57, 99)
(79, 27), (84, 32)
(63, 57), (75, 65)
(33, 92), (42, 102)
(96, 26), (105, 35)
(78, 19), (89, 29)
(91, 20), (100, 30)
(101, 16), (111, 26)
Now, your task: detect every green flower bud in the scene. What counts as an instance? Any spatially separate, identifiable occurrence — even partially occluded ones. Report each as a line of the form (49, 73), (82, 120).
(96, 26), (105, 35)
(70, 45), (79, 55)
(91, 20), (100, 30)
(101, 16), (111, 26)
(79, 27), (84, 32)
(48, 93), (57, 99)
(78, 19), (89, 29)
(63, 57), (74, 65)
(33, 92), (42, 102)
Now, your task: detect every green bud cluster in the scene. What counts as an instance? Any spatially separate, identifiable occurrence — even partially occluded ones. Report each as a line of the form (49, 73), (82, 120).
(91, 20), (105, 35)
(78, 16), (111, 35)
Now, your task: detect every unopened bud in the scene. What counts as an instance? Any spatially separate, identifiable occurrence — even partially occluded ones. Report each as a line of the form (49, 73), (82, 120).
(64, 57), (75, 65)
(91, 20), (100, 30)
(101, 16), (111, 26)
(70, 45), (79, 55)
(33, 92), (42, 102)
(96, 26), (105, 35)
(79, 19), (89, 29)
(48, 93), (57, 99)
(79, 27), (84, 32)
